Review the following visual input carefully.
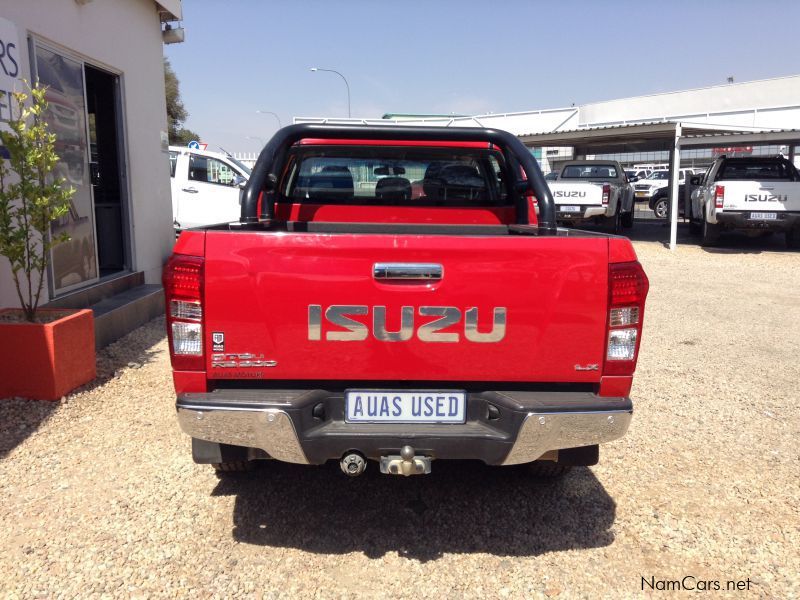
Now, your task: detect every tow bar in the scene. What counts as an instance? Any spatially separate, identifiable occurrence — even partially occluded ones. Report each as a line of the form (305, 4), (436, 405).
(380, 445), (432, 476)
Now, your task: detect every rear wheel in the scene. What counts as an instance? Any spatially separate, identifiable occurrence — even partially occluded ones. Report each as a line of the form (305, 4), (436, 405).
(527, 461), (572, 478)
(701, 211), (720, 246)
(621, 208), (634, 228)
(787, 228), (800, 249)
(606, 205), (622, 234)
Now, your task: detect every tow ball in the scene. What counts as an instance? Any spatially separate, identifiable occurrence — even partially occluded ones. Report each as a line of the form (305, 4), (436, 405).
(380, 445), (432, 476)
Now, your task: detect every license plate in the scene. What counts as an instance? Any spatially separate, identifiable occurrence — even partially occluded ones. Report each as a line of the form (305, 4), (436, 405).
(635, 192), (647, 197)
(345, 390), (466, 423)
(559, 205), (581, 212)
(750, 212), (777, 220)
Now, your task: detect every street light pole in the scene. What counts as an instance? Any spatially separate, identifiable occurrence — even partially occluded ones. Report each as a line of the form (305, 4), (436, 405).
(255, 110), (282, 129)
(309, 67), (351, 118)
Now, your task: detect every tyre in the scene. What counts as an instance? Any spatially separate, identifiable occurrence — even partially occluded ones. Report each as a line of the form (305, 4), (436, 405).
(701, 211), (721, 247)
(527, 461), (572, 478)
(621, 209), (634, 228)
(606, 206), (622, 234)
(653, 198), (668, 219)
(787, 228), (800, 249)
(212, 461), (254, 474)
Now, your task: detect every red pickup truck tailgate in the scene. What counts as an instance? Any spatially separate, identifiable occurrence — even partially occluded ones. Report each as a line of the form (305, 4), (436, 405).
(203, 230), (609, 383)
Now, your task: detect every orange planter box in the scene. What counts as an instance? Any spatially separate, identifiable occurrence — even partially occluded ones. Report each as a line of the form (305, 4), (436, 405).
(0, 308), (96, 401)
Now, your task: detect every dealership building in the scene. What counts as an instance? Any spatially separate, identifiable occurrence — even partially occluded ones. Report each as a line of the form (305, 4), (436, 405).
(0, 0), (181, 346)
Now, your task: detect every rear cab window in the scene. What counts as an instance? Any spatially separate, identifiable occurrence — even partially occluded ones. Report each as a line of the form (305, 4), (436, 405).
(280, 144), (511, 206)
(717, 159), (799, 181)
(560, 164), (618, 179)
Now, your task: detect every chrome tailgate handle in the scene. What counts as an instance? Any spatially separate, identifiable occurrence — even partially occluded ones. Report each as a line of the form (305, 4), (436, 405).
(373, 263), (443, 281)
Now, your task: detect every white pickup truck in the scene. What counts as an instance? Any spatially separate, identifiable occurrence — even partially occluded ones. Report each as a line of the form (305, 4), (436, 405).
(547, 160), (635, 233)
(633, 168), (695, 201)
(688, 156), (800, 247)
(168, 146), (251, 231)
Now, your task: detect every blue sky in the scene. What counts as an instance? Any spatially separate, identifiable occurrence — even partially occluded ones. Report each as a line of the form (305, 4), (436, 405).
(165, 0), (800, 153)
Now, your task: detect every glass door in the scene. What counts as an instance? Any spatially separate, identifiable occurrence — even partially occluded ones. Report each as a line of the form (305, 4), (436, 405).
(33, 43), (99, 295)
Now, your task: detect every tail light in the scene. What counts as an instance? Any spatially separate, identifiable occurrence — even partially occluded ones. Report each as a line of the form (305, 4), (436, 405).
(163, 254), (205, 371)
(604, 261), (649, 376)
(714, 185), (725, 209)
(602, 184), (610, 206)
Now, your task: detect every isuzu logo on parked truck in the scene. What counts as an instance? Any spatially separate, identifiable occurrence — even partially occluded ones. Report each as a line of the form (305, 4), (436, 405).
(745, 194), (787, 202)
(308, 305), (507, 343)
(554, 190), (587, 198)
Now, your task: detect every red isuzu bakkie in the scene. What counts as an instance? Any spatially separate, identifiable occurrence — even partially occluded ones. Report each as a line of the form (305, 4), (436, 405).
(164, 125), (649, 478)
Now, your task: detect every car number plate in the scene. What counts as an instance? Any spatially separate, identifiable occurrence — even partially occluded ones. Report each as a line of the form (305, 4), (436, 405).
(750, 212), (777, 220)
(345, 390), (466, 423)
(635, 192), (647, 197)
(559, 205), (581, 212)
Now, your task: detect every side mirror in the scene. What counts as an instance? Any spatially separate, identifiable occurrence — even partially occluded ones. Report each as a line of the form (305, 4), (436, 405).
(630, 176), (639, 183)
(689, 176), (701, 186)
(232, 175), (247, 188)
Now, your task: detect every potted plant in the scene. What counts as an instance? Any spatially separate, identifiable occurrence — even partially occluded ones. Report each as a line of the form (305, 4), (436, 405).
(0, 83), (95, 401)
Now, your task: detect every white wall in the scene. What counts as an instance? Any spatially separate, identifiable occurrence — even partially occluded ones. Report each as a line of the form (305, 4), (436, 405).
(579, 76), (800, 127)
(0, 0), (174, 308)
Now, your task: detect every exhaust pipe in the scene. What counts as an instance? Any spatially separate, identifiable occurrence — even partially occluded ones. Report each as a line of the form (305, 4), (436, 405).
(340, 452), (367, 477)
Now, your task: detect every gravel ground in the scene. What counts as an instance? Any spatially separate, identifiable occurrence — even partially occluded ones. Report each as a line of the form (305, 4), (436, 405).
(1, 225), (798, 598)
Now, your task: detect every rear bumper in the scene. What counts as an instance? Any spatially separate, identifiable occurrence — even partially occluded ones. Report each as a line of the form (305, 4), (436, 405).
(556, 205), (609, 220)
(176, 388), (632, 466)
(716, 210), (800, 231)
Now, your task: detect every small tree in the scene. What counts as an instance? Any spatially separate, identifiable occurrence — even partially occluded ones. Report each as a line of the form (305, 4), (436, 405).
(0, 83), (74, 322)
(164, 58), (201, 145)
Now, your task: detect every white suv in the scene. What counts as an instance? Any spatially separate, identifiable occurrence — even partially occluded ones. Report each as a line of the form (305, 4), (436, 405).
(168, 146), (251, 230)
(633, 169), (694, 201)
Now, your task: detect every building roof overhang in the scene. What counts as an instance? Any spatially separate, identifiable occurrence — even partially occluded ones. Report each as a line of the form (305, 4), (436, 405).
(518, 121), (800, 153)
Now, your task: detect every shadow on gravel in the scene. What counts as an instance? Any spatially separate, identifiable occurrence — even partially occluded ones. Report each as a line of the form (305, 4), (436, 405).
(0, 316), (166, 458)
(94, 316), (166, 382)
(0, 400), (59, 459)
(214, 460), (616, 561)
(699, 233), (796, 254)
(592, 220), (795, 253)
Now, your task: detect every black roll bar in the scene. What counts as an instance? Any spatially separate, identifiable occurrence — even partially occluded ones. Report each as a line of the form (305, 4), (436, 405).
(240, 124), (556, 231)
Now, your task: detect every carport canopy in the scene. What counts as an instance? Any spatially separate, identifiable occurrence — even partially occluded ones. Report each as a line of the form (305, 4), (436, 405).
(519, 121), (800, 249)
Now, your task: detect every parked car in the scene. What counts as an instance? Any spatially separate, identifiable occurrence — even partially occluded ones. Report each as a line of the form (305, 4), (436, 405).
(633, 168), (694, 201)
(547, 160), (635, 232)
(164, 124), (650, 478)
(688, 156), (800, 247)
(624, 168), (650, 183)
(168, 146), (251, 231)
(649, 184), (686, 219)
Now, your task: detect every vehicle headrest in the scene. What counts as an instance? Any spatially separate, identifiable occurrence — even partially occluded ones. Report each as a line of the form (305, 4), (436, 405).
(306, 167), (354, 201)
(375, 176), (412, 201)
